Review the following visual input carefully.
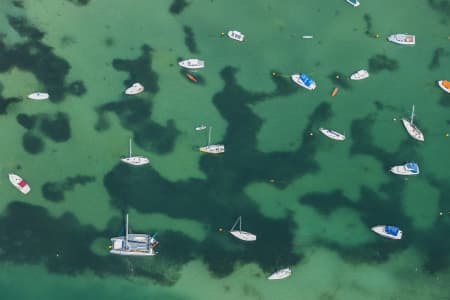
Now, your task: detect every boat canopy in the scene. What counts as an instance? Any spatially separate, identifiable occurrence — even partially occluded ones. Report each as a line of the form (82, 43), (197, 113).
(300, 73), (313, 86)
(405, 162), (419, 173)
(385, 226), (399, 236)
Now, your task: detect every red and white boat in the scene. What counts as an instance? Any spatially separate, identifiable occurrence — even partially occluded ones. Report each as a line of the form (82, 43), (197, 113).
(9, 173), (31, 194)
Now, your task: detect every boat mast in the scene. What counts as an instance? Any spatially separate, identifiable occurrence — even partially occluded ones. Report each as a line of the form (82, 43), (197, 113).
(239, 216), (242, 232)
(129, 138), (132, 158)
(411, 105), (415, 125)
(125, 214), (129, 250)
(208, 127), (212, 146)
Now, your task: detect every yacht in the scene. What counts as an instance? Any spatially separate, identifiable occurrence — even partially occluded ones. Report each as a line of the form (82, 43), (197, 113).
(195, 124), (207, 131)
(438, 80), (450, 93)
(125, 83), (144, 95)
(319, 128), (346, 141)
(268, 268), (292, 280)
(345, 0), (360, 7)
(110, 214), (159, 256)
(371, 225), (402, 240)
(121, 138), (150, 166)
(350, 69), (369, 80)
(199, 127), (225, 154)
(9, 173), (31, 194)
(291, 73), (316, 90)
(401, 105), (424, 141)
(227, 30), (245, 42)
(229, 216), (256, 241)
(390, 162), (419, 176)
(27, 92), (49, 100)
(178, 59), (205, 70)
(388, 34), (415, 45)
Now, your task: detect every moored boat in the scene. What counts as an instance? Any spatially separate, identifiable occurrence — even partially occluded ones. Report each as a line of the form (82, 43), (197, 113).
(27, 92), (49, 100)
(195, 124), (207, 131)
(121, 138), (150, 166)
(268, 268), (292, 280)
(331, 87), (339, 96)
(185, 72), (198, 83)
(371, 225), (402, 240)
(390, 162), (419, 176)
(9, 173), (31, 194)
(199, 127), (225, 154)
(227, 30), (245, 42)
(350, 69), (369, 80)
(388, 34), (415, 45)
(178, 59), (205, 70)
(437, 80), (450, 93)
(319, 128), (346, 141)
(302, 35), (313, 39)
(125, 83), (144, 95)
(345, 0), (360, 7)
(291, 73), (316, 90)
(401, 105), (424, 142)
(229, 216), (256, 241)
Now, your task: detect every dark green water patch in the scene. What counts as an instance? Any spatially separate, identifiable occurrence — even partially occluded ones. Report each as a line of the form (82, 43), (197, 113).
(42, 175), (96, 202)
(67, 0), (90, 6)
(22, 132), (44, 154)
(65, 80), (87, 96)
(428, 47), (449, 70)
(368, 54), (399, 74)
(427, 0), (450, 17)
(363, 14), (374, 37)
(183, 26), (198, 54)
(17, 113), (38, 129)
(12, 0), (24, 8)
(0, 94), (20, 114)
(7, 16), (44, 40)
(169, 0), (189, 15)
(328, 72), (351, 89)
(438, 93), (450, 107)
(39, 112), (71, 142)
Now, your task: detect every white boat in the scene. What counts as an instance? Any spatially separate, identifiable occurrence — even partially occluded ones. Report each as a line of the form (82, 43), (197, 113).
(8, 173), (31, 194)
(401, 105), (424, 142)
(345, 0), (360, 7)
(121, 138), (150, 166)
(268, 268), (292, 280)
(390, 162), (419, 176)
(199, 127), (225, 154)
(27, 92), (49, 100)
(291, 73), (316, 90)
(437, 80), (450, 93)
(350, 69), (369, 80)
(371, 225), (402, 240)
(319, 128), (346, 141)
(227, 30), (245, 42)
(178, 59), (205, 70)
(125, 83), (144, 95)
(388, 34), (415, 45)
(302, 35), (313, 39)
(195, 124), (207, 131)
(110, 214), (159, 256)
(229, 216), (256, 241)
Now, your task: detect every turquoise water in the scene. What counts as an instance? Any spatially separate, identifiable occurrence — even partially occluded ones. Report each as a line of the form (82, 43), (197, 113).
(0, 0), (449, 299)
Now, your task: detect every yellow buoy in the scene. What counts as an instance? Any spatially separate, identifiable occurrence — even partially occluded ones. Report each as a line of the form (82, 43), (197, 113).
(375, 34), (380, 38)
(220, 32), (225, 36)
(219, 227), (223, 232)
(445, 133), (449, 137)
(272, 72), (277, 76)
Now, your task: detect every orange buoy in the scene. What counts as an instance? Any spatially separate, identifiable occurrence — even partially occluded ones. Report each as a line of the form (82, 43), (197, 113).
(331, 87), (339, 96)
(185, 72), (198, 83)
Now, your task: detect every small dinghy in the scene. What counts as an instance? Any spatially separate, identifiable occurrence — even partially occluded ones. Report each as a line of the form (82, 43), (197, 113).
(331, 87), (339, 96)
(227, 30), (245, 42)
(371, 225), (402, 240)
(125, 83), (144, 95)
(9, 173), (31, 194)
(319, 128), (346, 141)
(268, 268), (292, 280)
(390, 162), (419, 176)
(302, 35), (313, 39)
(185, 72), (198, 83)
(27, 92), (49, 100)
(229, 216), (256, 241)
(195, 124), (207, 131)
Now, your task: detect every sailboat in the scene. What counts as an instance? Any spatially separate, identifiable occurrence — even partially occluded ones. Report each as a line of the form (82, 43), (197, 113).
(199, 127), (225, 154)
(120, 138), (150, 165)
(229, 216), (256, 241)
(110, 214), (159, 256)
(268, 268), (292, 280)
(401, 105), (424, 141)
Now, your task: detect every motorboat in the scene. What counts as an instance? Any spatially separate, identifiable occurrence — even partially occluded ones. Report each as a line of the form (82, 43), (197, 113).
(27, 92), (49, 100)
(227, 30), (245, 42)
(291, 73), (316, 90)
(9, 173), (31, 194)
(390, 162), (419, 176)
(401, 105), (424, 141)
(345, 0), (360, 7)
(437, 80), (450, 93)
(110, 214), (159, 256)
(121, 138), (150, 166)
(229, 216), (256, 241)
(199, 127), (225, 154)
(350, 69), (369, 80)
(195, 124), (207, 131)
(319, 128), (346, 141)
(268, 268), (292, 280)
(125, 83), (144, 95)
(302, 35), (313, 39)
(371, 225), (402, 240)
(388, 34), (415, 45)
(178, 59), (205, 70)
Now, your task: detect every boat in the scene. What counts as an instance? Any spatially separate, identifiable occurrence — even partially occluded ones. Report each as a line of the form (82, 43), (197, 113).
(110, 214), (159, 256)
(345, 0), (360, 7)
(268, 268), (292, 280)
(8, 173), (31, 194)
(185, 72), (198, 83)
(195, 124), (207, 131)
(291, 73), (317, 90)
(227, 30), (245, 42)
(350, 69), (369, 80)
(331, 87), (339, 96)
(388, 34), (415, 45)
(319, 128), (346, 141)
(302, 35), (313, 39)
(125, 83), (144, 95)
(401, 105), (424, 141)
(437, 80), (450, 93)
(199, 127), (225, 154)
(371, 225), (402, 240)
(120, 138), (150, 166)
(229, 216), (256, 241)
(27, 92), (49, 100)
(390, 162), (420, 176)
(178, 59), (205, 70)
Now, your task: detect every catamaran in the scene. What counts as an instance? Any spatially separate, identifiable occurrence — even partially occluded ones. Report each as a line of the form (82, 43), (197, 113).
(110, 214), (159, 256)
(27, 92), (49, 100)
(9, 173), (31, 194)
(371, 225), (402, 240)
(121, 138), (150, 166)
(125, 83), (144, 95)
(388, 34), (415, 45)
(229, 216), (256, 241)
(227, 30), (245, 42)
(178, 59), (205, 69)
(319, 128), (346, 141)
(438, 80), (450, 93)
(390, 162), (420, 176)
(291, 73), (316, 90)
(350, 69), (369, 80)
(401, 105), (424, 142)
(199, 127), (225, 154)
(268, 268), (292, 280)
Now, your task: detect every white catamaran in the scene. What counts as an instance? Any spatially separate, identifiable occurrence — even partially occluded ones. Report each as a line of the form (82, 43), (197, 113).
(199, 127), (225, 154)
(110, 214), (159, 256)
(401, 105), (424, 142)
(120, 138), (150, 166)
(229, 216), (257, 241)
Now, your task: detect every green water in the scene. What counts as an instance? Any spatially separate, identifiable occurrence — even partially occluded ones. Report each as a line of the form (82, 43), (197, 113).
(0, 0), (449, 299)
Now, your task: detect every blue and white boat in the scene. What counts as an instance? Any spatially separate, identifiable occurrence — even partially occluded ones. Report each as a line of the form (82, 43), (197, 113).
(372, 225), (402, 240)
(390, 162), (419, 176)
(291, 73), (317, 90)
(345, 0), (360, 7)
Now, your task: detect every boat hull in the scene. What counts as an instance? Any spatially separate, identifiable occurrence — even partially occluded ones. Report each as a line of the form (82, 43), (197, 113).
(199, 145), (225, 154)
(8, 173), (31, 194)
(195, 125), (207, 131)
(390, 165), (419, 176)
(388, 34), (415, 45)
(350, 70), (369, 80)
(125, 83), (144, 95)
(438, 80), (450, 93)
(268, 268), (292, 280)
(291, 74), (316, 90)
(27, 92), (49, 100)
(371, 226), (402, 240)
(227, 30), (245, 42)
(401, 118), (424, 141)
(319, 128), (346, 141)
(230, 230), (257, 241)
(178, 59), (205, 69)
(121, 156), (150, 166)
